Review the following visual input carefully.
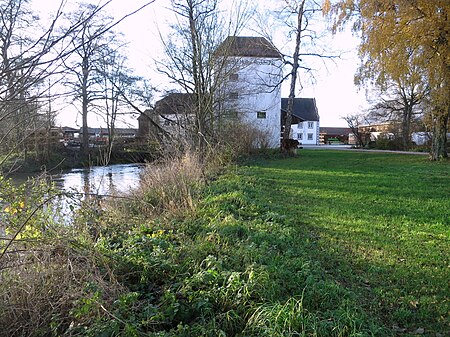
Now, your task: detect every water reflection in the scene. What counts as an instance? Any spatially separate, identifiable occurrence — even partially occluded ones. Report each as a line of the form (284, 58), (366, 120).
(52, 164), (143, 196)
(50, 163), (144, 224)
(3, 164), (144, 226)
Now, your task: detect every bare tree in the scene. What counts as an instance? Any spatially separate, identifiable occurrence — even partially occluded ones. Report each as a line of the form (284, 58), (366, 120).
(367, 78), (426, 150)
(283, 1), (341, 152)
(0, 0), (158, 169)
(60, 1), (157, 159)
(158, 0), (251, 154)
(158, 0), (218, 153)
(343, 113), (370, 148)
(0, 0), (55, 165)
(257, 0), (337, 152)
(96, 45), (142, 164)
(0, 0), (106, 168)
(62, 3), (116, 158)
(281, 0), (306, 152)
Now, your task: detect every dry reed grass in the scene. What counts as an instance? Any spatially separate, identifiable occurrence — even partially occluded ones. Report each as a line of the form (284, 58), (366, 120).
(132, 122), (271, 217)
(220, 121), (272, 158)
(0, 238), (123, 336)
(137, 151), (204, 216)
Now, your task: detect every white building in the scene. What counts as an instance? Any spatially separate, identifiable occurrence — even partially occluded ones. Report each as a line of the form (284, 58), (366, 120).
(282, 98), (320, 145)
(139, 36), (321, 149)
(218, 36), (283, 148)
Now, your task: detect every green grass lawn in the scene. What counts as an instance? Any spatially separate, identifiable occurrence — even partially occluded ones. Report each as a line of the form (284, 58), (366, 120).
(225, 151), (450, 336)
(89, 150), (448, 336)
(189, 150), (449, 336)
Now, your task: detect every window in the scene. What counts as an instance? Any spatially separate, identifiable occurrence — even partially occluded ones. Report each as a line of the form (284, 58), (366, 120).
(229, 92), (239, 99)
(257, 111), (266, 119)
(298, 122), (303, 128)
(297, 133), (303, 140)
(224, 110), (238, 118)
(308, 121), (314, 129)
(307, 133), (313, 140)
(229, 73), (239, 81)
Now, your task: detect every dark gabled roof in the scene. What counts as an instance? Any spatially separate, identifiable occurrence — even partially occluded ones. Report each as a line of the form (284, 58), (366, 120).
(80, 127), (103, 134)
(281, 98), (319, 122)
(320, 127), (351, 135)
(155, 93), (195, 115)
(216, 36), (282, 58)
(138, 109), (157, 121)
(61, 126), (79, 132)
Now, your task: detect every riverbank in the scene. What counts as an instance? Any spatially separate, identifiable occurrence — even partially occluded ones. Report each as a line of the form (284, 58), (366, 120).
(1, 146), (154, 175)
(1, 150), (448, 336)
(97, 150), (448, 335)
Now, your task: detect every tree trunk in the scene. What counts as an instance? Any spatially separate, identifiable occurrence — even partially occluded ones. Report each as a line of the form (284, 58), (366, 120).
(81, 90), (89, 158)
(430, 109), (448, 160)
(188, 1), (208, 157)
(81, 57), (90, 159)
(281, 0), (305, 153)
(401, 105), (412, 150)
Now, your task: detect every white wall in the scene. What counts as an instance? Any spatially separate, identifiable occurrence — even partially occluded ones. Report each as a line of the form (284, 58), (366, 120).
(291, 121), (320, 145)
(223, 57), (283, 148)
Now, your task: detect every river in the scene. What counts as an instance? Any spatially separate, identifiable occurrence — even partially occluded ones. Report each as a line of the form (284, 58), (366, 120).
(9, 163), (144, 195)
(51, 163), (144, 196)
(3, 163), (145, 227)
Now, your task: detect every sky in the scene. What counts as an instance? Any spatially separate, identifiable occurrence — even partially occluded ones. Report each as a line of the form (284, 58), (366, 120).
(34, 0), (369, 128)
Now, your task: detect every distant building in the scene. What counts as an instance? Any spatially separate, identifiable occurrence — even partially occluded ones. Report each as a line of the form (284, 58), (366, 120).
(60, 126), (79, 140)
(138, 93), (195, 141)
(217, 36), (283, 148)
(282, 98), (320, 145)
(138, 110), (158, 139)
(138, 36), (323, 149)
(319, 127), (352, 144)
(79, 127), (137, 145)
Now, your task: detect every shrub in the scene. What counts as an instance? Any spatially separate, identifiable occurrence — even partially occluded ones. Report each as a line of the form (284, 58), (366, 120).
(219, 121), (273, 158)
(136, 151), (205, 216)
(0, 175), (125, 336)
(368, 134), (405, 150)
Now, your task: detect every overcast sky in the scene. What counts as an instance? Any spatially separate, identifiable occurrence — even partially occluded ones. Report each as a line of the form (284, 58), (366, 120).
(35, 0), (368, 128)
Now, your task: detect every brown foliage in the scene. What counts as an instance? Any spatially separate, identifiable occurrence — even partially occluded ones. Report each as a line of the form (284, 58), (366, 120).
(0, 239), (123, 336)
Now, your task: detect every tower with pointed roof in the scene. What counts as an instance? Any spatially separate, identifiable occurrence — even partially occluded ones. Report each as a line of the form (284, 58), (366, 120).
(217, 36), (283, 148)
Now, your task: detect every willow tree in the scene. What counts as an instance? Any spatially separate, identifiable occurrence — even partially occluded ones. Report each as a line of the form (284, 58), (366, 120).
(324, 0), (449, 160)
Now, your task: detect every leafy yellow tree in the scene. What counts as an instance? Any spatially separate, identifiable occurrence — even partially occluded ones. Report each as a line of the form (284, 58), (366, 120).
(324, 0), (449, 160)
